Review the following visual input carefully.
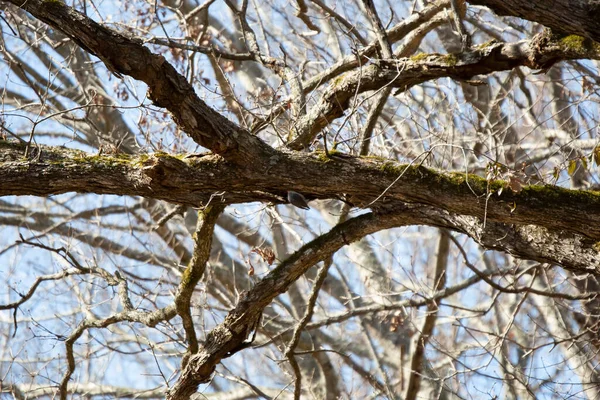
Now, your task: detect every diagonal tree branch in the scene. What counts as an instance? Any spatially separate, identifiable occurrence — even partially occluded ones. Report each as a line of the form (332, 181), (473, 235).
(166, 212), (404, 399)
(1, 0), (274, 162)
(250, 0), (451, 134)
(165, 206), (600, 398)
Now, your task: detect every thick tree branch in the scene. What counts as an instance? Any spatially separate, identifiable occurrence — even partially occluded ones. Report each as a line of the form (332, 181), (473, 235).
(3, 0), (600, 397)
(166, 205), (599, 397)
(167, 212), (404, 399)
(2, 141), (600, 245)
(3, 142), (597, 397)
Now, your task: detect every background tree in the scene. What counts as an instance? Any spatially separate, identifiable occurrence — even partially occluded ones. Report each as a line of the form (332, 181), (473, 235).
(0, 0), (599, 398)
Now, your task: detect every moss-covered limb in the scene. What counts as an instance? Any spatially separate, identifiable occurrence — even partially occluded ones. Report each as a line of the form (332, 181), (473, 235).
(0, 141), (237, 206)
(2, 142), (600, 240)
(426, 206), (600, 274)
(362, 160), (600, 239)
(557, 34), (600, 53)
(174, 204), (225, 365)
(387, 162), (600, 211)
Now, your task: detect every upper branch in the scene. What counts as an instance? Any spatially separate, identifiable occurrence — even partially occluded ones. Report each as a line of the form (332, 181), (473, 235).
(468, 0), (600, 42)
(289, 31), (600, 149)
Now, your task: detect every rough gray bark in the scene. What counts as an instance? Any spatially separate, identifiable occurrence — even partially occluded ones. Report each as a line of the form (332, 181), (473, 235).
(2, 0), (600, 398)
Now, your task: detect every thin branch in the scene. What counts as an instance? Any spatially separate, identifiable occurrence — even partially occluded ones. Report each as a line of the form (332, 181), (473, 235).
(0, 268), (84, 311)
(145, 37), (254, 60)
(284, 258), (333, 399)
(251, 1), (450, 134)
(405, 230), (449, 400)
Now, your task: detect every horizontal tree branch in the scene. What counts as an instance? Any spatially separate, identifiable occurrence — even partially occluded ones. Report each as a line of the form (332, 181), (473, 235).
(2, 141), (600, 243)
(4, 142), (596, 396)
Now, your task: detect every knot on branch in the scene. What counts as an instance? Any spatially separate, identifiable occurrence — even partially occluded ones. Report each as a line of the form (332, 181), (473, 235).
(141, 154), (188, 187)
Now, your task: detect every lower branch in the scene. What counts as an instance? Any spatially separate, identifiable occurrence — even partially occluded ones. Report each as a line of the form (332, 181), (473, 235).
(166, 212), (403, 399)
(59, 304), (177, 399)
(166, 202), (598, 398)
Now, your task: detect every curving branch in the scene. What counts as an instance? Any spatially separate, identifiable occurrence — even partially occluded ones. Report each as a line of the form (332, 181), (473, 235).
(174, 204), (225, 364)
(289, 32), (600, 149)
(166, 205), (599, 397)
(167, 212), (405, 398)
(0, 268), (84, 311)
(59, 305), (177, 399)
(3, 0), (600, 398)
(250, 0), (451, 133)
